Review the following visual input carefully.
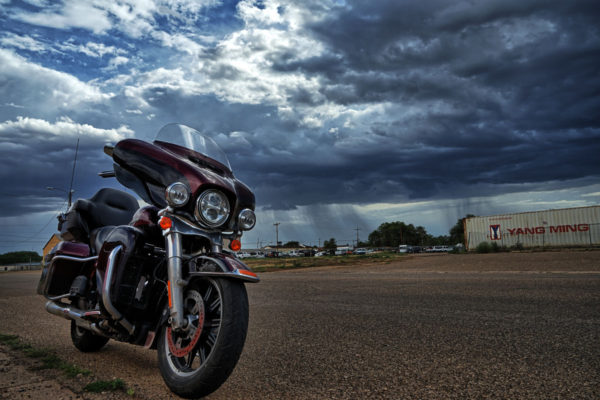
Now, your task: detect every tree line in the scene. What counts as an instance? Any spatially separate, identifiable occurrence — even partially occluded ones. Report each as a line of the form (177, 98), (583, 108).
(0, 251), (42, 265)
(322, 216), (472, 250)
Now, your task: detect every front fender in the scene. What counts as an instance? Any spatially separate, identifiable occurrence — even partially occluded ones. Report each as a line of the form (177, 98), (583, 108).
(187, 252), (259, 283)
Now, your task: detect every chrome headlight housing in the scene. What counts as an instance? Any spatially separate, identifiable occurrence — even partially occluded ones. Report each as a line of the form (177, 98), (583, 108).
(195, 189), (230, 227)
(165, 182), (190, 207)
(238, 208), (256, 230)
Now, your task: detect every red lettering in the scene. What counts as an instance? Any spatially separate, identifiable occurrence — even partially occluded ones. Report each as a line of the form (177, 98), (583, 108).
(507, 224), (590, 235)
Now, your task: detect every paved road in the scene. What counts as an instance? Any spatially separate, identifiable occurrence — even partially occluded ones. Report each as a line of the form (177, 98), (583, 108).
(0, 253), (599, 399)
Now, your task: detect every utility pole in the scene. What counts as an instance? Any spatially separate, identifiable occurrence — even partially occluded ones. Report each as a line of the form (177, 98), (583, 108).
(274, 222), (280, 257)
(354, 226), (360, 247)
(68, 138), (79, 208)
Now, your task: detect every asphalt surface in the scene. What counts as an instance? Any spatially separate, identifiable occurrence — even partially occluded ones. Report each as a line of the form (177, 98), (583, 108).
(0, 252), (599, 399)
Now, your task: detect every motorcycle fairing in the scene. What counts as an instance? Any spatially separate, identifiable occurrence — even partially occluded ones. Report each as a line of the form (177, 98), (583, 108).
(111, 139), (255, 220)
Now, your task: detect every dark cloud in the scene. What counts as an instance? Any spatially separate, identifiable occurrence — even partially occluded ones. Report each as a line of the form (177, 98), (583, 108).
(1, 0), (599, 251)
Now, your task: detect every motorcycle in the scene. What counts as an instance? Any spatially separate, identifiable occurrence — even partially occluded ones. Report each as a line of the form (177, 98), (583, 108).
(37, 123), (259, 398)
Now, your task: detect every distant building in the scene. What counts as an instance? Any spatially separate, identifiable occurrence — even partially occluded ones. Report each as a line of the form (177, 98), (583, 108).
(43, 233), (61, 260)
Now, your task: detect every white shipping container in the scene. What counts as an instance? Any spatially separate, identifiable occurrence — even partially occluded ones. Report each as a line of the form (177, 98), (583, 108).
(464, 206), (600, 250)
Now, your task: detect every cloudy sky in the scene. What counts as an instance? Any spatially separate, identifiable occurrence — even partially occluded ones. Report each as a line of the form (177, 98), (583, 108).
(1, 0), (599, 252)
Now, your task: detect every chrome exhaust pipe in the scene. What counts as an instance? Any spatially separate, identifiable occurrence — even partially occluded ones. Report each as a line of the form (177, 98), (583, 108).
(45, 301), (107, 337)
(45, 300), (87, 319)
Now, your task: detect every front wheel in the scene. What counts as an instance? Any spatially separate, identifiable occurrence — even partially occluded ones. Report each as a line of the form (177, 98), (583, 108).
(157, 278), (249, 398)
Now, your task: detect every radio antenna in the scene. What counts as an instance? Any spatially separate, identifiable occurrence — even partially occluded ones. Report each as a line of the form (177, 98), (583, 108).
(67, 138), (79, 207)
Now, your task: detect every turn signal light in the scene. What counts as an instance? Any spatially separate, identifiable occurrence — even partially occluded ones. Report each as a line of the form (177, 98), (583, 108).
(230, 239), (241, 252)
(159, 216), (172, 230)
(238, 269), (257, 278)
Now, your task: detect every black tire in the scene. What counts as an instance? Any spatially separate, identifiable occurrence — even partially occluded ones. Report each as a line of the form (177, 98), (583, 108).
(157, 278), (249, 398)
(70, 320), (109, 352)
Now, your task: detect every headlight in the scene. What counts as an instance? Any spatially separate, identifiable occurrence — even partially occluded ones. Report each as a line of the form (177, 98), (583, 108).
(238, 209), (256, 230)
(165, 182), (190, 207)
(195, 189), (230, 227)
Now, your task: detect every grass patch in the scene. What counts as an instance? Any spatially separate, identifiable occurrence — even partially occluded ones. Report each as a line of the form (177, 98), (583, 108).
(245, 252), (407, 272)
(1, 332), (92, 378)
(1, 332), (135, 394)
(84, 378), (126, 392)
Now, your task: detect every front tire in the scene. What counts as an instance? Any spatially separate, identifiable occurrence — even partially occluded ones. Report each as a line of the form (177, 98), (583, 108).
(157, 278), (249, 398)
(70, 320), (109, 352)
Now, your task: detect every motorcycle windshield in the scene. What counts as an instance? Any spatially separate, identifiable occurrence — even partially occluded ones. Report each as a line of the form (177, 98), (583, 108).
(154, 124), (231, 172)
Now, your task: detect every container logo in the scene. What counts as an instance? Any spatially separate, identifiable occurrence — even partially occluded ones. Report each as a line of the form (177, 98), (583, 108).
(489, 224), (501, 240)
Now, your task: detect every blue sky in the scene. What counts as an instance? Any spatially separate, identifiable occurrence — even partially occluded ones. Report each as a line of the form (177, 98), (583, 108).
(1, 0), (599, 252)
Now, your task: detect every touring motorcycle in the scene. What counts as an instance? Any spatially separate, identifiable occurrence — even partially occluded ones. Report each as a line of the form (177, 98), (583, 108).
(37, 124), (258, 398)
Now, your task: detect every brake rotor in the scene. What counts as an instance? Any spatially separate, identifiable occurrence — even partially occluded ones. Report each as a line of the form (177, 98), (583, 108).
(167, 290), (205, 357)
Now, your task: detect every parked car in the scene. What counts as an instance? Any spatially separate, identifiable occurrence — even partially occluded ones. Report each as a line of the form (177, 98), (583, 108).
(398, 245), (413, 253)
(353, 248), (367, 255)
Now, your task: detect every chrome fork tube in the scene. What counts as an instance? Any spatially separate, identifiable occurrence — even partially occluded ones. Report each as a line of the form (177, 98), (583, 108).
(165, 231), (187, 330)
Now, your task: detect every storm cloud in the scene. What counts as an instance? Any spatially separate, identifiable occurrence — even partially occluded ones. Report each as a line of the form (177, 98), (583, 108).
(0, 0), (599, 250)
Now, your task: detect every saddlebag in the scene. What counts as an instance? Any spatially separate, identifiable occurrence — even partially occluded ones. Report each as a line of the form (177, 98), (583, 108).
(37, 242), (94, 297)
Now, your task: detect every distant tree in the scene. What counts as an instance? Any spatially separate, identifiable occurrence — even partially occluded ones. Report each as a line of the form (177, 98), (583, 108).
(368, 221), (427, 247)
(323, 238), (337, 252)
(0, 251), (42, 265)
(283, 241), (300, 248)
(449, 214), (476, 245)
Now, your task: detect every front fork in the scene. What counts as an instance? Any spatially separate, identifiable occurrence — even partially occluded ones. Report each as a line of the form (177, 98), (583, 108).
(165, 231), (187, 330)
(164, 229), (224, 331)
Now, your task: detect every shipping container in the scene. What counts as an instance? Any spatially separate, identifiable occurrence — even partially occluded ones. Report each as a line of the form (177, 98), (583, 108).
(464, 206), (600, 251)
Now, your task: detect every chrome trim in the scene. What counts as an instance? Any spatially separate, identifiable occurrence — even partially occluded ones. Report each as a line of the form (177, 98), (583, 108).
(189, 271), (259, 283)
(47, 293), (71, 301)
(102, 246), (135, 335)
(161, 212), (227, 253)
(166, 232), (186, 330)
(190, 255), (260, 283)
(45, 301), (108, 337)
(51, 255), (98, 263)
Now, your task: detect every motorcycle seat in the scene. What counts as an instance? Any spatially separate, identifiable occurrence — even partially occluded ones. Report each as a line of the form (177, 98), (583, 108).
(60, 188), (139, 244)
(84, 188), (139, 228)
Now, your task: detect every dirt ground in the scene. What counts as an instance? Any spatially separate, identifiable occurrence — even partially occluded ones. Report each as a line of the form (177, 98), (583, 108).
(1, 250), (599, 399)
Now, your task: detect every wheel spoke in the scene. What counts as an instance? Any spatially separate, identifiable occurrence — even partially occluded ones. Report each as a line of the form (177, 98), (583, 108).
(206, 331), (217, 348)
(199, 345), (207, 364)
(203, 286), (213, 302)
(186, 349), (197, 368)
(209, 297), (221, 313)
(203, 318), (221, 329)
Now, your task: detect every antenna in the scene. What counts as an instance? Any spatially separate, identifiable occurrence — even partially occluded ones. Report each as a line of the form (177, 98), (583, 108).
(67, 138), (80, 207)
